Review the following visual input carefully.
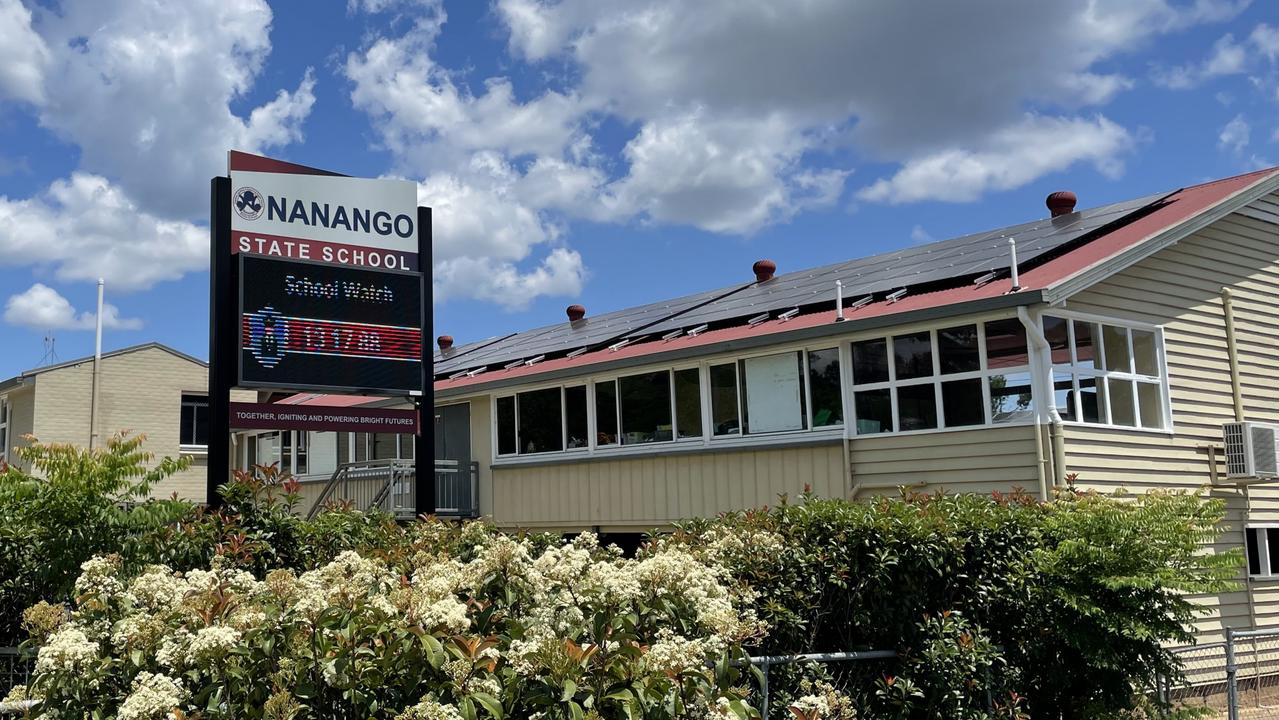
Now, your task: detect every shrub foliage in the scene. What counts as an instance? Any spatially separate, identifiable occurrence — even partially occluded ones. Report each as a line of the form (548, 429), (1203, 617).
(0, 437), (1243, 719)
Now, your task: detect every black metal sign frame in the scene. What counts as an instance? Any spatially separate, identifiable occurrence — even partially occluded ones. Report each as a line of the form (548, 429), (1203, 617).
(207, 175), (434, 515)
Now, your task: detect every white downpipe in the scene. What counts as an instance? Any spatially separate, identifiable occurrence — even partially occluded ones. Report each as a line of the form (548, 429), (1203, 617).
(1018, 306), (1065, 496)
(835, 280), (846, 322)
(89, 278), (104, 450)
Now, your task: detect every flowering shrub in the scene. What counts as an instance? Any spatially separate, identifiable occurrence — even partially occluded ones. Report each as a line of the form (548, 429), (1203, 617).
(14, 524), (763, 719)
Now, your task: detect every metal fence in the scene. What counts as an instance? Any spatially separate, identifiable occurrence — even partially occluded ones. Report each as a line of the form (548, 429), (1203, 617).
(0, 645), (30, 699)
(1161, 629), (1279, 719)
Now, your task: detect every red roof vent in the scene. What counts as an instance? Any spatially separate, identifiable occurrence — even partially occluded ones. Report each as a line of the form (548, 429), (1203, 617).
(1047, 191), (1077, 217)
(437, 335), (454, 350)
(566, 304), (586, 322)
(753, 259), (777, 282)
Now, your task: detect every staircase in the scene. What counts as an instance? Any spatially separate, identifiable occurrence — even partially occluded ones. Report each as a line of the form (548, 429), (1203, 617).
(304, 458), (479, 521)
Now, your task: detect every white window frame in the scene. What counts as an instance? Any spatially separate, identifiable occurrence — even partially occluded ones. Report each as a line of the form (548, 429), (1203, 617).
(848, 317), (1034, 437)
(1246, 524), (1279, 579)
(0, 397), (9, 463)
(493, 381), (592, 458)
(1039, 310), (1173, 434)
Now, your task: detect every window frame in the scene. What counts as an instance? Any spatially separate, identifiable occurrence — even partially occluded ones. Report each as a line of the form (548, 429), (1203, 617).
(1246, 524), (1279, 579)
(493, 383), (592, 458)
(848, 319), (1031, 436)
(0, 397), (9, 463)
(179, 393), (210, 451)
(1039, 309), (1173, 433)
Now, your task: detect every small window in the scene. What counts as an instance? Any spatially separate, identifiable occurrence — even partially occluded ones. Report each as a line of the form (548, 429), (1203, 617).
(1102, 324), (1131, 373)
(619, 371), (672, 444)
(894, 331), (933, 380)
(565, 386), (589, 449)
(372, 433), (397, 460)
(808, 348), (843, 427)
(1052, 372), (1076, 423)
(852, 338), (890, 384)
(709, 363), (740, 436)
(0, 398), (9, 461)
(295, 432), (308, 474)
(896, 384), (937, 431)
(1043, 315), (1071, 366)
(1078, 377), (1106, 424)
(180, 394), (209, 446)
(595, 380), (619, 446)
(938, 325), (979, 374)
(1074, 321), (1100, 370)
(942, 378), (984, 427)
(854, 388), (892, 435)
(1246, 527), (1279, 577)
(673, 368), (702, 439)
(517, 387), (563, 454)
(984, 319), (1029, 369)
(1108, 380), (1137, 427)
(1137, 382), (1164, 430)
(354, 432), (368, 462)
(1132, 330), (1159, 376)
(741, 352), (806, 434)
(337, 432), (350, 466)
(990, 372), (1034, 424)
(496, 397), (517, 455)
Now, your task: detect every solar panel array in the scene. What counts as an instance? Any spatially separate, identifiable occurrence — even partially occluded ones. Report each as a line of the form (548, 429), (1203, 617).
(433, 191), (1170, 377)
(625, 191), (1169, 338)
(433, 283), (752, 376)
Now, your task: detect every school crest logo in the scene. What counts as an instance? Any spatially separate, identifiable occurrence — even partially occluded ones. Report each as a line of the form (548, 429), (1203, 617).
(246, 306), (288, 368)
(234, 187), (264, 221)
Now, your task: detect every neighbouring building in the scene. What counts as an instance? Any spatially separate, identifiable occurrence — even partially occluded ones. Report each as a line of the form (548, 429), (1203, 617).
(0, 342), (251, 501)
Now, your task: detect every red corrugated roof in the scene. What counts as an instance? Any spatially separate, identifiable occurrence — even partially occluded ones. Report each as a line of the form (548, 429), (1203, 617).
(434, 167), (1278, 395)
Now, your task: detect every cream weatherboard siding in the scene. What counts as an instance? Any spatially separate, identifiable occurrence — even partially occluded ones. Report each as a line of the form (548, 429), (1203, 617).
(489, 441), (846, 532)
(1060, 191), (1279, 636)
(848, 424), (1044, 498)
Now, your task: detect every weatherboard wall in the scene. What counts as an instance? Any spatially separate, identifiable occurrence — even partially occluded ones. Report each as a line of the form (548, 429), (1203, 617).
(847, 424), (1042, 499)
(1060, 191), (1279, 637)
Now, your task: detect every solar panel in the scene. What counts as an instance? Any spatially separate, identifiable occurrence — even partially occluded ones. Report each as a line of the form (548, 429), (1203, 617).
(432, 283), (752, 376)
(626, 192), (1168, 337)
(433, 190), (1169, 377)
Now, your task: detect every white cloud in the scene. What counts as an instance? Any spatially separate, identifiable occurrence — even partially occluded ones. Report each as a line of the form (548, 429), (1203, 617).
(0, 174), (206, 290)
(0, 0), (48, 105)
(28, 0), (315, 219)
(910, 225), (934, 244)
(4, 283), (142, 331)
(1153, 33), (1249, 88)
(1220, 114), (1251, 154)
(858, 115), (1134, 205)
(606, 111), (848, 234)
(1252, 23), (1279, 62)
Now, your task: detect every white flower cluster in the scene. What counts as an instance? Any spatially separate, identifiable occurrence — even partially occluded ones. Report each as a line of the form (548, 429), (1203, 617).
(394, 696), (464, 720)
(117, 672), (187, 720)
(294, 550), (398, 618)
(34, 627), (98, 675)
(74, 556), (123, 600)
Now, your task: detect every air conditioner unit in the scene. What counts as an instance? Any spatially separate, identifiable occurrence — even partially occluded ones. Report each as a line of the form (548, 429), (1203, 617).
(1223, 421), (1279, 478)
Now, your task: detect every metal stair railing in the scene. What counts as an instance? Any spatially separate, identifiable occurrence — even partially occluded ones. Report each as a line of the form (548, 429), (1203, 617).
(305, 458), (409, 520)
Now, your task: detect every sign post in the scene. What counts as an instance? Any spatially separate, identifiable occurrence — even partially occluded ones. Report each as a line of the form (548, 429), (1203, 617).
(207, 152), (433, 515)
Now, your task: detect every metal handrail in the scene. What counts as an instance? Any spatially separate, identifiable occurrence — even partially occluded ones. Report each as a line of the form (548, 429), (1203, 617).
(305, 458), (410, 520)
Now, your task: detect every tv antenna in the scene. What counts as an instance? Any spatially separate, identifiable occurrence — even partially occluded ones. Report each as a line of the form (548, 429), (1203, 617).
(38, 332), (59, 366)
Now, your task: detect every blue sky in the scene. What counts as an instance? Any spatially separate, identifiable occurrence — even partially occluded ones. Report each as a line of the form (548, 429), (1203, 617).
(0, 0), (1277, 381)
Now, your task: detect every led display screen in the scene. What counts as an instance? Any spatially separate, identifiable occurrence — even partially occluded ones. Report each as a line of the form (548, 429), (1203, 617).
(238, 254), (423, 394)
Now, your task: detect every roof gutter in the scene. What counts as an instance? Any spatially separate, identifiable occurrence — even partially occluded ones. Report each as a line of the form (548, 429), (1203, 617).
(1043, 169), (1279, 305)
(435, 289), (1044, 400)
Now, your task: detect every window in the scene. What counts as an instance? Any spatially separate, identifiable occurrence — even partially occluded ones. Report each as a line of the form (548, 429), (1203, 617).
(496, 385), (591, 455)
(709, 363), (740, 436)
(0, 398), (9, 462)
(1246, 527), (1279, 577)
(595, 381), (619, 446)
(850, 319), (1032, 435)
(620, 371), (673, 444)
(807, 348), (843, 428)
(1045, 315), (1166, 429)
(517, 387), (562, 454)
(673, 369), (702, 439)
(180, 394), (209, 446)
(565, 386), (589, 449)
(740, 352), (806, 434)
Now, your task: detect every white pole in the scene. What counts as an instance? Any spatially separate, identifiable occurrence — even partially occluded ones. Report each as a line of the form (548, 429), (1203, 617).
(1008, 238), (1021, 292)
(835, 280), (846, 321)
(90, 278), (103, 449)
